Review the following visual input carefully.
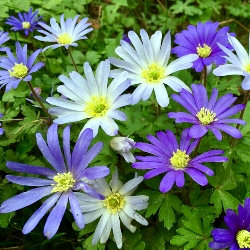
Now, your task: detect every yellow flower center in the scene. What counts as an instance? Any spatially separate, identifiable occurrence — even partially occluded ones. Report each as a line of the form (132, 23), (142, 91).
(57, 33), (73, 44)
(8, 63), (28, 79)
(142, 63), (165, 83)
(51, 172), (75, 193)
(84, 96), (109, 117)
(22, 22), (31, 29)
(196, 107), (217, 125)
(103, 193), (125, 214)
(245, 64), (250, 73)
(170, 149), (190, 169)
(196, 44), (212, 58)
(236, 230), (250, 248)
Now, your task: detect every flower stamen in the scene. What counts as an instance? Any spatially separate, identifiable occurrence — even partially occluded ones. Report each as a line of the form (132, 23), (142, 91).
(84, 96), (109, 117)
(196, 107), (217, 125)
(8, 63), (28, 79)
(103, 193), (125, 214)
(236, 230), (250, 248)
(245, 64), (250, 73)
(196, 44), (212, 58)
(170, 149), (190, 169)
(57, 33), (72, 44)
(51, 172), (75, 193)
(142, 63), (165, 83)
(22, 22), (31, 29)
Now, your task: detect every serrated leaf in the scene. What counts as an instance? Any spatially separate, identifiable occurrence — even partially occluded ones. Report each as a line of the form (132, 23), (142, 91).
(0, 212), (15, 228)
(123, 229), (145, 250)
(82, 235), (105, 250)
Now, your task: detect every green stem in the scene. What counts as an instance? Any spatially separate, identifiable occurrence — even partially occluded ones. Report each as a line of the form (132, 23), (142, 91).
(68, 47), (78, 72)
(193, 138), (202, 157)
(203, 66), (207, 88)
(27, 81), (53, 123)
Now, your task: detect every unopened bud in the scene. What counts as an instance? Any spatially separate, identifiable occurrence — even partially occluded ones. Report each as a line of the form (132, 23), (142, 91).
(110, 137), (136, 163)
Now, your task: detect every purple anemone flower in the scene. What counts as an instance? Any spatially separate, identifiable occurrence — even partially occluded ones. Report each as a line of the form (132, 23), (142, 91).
(209, 198), (250, 249)
(132, 129), (227, 193)
(6, 8), (43, 36)
(0, 31), (10, 52)
(172, 21), (234, 72)
(0, 124), (110, 239)
(168, 84), (245, 140)
(0, 41), (44, 91)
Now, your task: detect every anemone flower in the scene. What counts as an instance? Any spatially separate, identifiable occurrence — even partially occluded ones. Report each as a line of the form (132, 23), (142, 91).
(132, 129), (228, 193)
(6, 8), (43, 36)
(109, 29), (198, 107)
(168, 84), (245, 140)
(213, 33), (250, 90)
(0, 125), (110, 239)
(75, 169), (148, 249)
(0, 42), (44, 91)
(209, 198), (250, 249)
(47, 60), (132, 137)
(35, 14), (93, 51)
(172, 21), (234, 72)
(0, 31), (10, 52)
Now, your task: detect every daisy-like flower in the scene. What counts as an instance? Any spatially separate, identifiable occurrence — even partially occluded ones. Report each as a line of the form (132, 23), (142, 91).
(109, 29), (198, 107)
(6, 8), (43, 36)
(0, 42), (44, 91)
(172, 21), (234, 72)
(110, 136), (136, 163)
(132, 129), (228, 193)
(34, 14), (93, 51)
(46, 60), (133, 137)
(209, 198), (250, 249)
(75, 169), (148, 249)
(0, 125), (110, 239)
(213, 34), (250, 90)
(0, 31), (10, 52)
(168, 84), (245, 140)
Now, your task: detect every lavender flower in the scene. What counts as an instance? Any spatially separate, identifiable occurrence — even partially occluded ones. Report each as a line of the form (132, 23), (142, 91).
(6, 8), (43, 36)
(209, 198), (250, 249)
(0, 31), (10, 52)
(168, 84), (245, 140)
(35, 14), (93, 51)
(0, 125), (110, 239)
(172, 21), (234, 72)
(0, 42), (44, 91)
(132, 129), (227, 193)
(75, 169), (148, 248)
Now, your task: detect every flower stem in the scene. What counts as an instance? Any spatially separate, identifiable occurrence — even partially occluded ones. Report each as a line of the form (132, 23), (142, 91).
(193, 138), (202, 157)
(203, 66), (207, 88)
(68, 47), (79, 72)
(27, 81), (53, 123)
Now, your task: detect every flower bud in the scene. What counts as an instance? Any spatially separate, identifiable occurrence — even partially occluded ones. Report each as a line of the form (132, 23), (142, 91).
(110, 137), (135, 163)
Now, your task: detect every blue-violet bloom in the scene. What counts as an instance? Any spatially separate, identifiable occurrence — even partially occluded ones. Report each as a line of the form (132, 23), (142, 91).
(172, 21), (234, 72)
(213, 33), (250, 90)
(35, 14), (93, 51)
(0, 42), (44, 91)
(109, 29), (198, 107)
(168, 84), (245, 140)
(209, 198), (250, 249)
(133, 129), (228, 193)
(0, 124), (110, 239)
(6, 8), (43, 36)
(0, 31), (10, 52)
(47, 60), (133, 137)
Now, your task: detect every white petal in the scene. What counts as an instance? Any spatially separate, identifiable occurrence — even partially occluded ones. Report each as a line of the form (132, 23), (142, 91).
(120, 152), (135, 163)
(84, 207), (106, 224)
(119, 210), (136, 233)
(162, 76), (190, 92)
(110, 169), (120, 192)
(141, 85), (153, 101)
(52, 112), (89, 124)
(112, 213), (122, 249)
(119, 176), (143, 195)
(95, 60), (110, 97)
(140, 29), (154, 64)
(158, 31), (171, 66)
(100, 116), (119, 136)
(213, 64), (243, 76)
(150, 30), (162, 62)
(81, 118), (101, 138)
(95, 178), (112, 196)
(123, 205), (148, 226)
(100, 217), (112, 244)
(46, 97), (84, 111)
(84, 62), (99, 95)
(154, 83), (169, 107)
(107, 109), (126, 121)
(132, 84), (147, 104)
(242, 74), (250, 90)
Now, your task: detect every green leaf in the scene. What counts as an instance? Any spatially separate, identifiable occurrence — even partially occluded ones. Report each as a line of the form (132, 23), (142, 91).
(0, 212), (15, 228)
(82, 235), (105, 250)
(43, 0), (63, 9)
(123, 229), (145, 250)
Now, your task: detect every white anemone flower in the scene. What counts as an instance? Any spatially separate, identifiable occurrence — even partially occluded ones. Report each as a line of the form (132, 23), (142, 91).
(213, 34), (250, 90)
(46, 60), (132, 137)
(34, 14), (93, 51)
(75, 170), (148, 249)
(109, 29), (198, 107)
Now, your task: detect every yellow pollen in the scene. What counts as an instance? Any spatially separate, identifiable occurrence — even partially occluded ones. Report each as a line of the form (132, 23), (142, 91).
(57, 33), (72, 44)
(196, 44), (212, 58)
(142, 63), (165, 83)
(84, 96), (109, 117)
(22, 22), (31, 29)
(236, 230), (250, 248)
(170, 149), (190, 169)
(103, 193), (125, 214)
(51, 172), (75, 193)
(196, 107), (217, 125)
(245, 64), (250, 73)
(8, 63), (28, 79)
